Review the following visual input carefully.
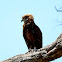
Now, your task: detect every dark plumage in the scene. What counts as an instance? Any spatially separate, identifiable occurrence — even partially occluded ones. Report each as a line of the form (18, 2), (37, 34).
(21, 14), (42, 50)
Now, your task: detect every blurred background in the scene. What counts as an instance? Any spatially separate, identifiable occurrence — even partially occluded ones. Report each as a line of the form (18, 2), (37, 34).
(0, 0), (62, 62)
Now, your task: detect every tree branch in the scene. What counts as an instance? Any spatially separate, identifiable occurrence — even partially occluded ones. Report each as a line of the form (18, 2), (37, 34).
(1, 33), (62, 62)
(55, 6), (62, 12)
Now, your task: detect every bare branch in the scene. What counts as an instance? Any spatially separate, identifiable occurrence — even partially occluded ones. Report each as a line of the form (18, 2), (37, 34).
(0, 33), (62, 62)
(55, 6), (62, 12)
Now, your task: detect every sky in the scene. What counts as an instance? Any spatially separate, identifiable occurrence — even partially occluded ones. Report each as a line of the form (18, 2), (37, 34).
(0, 0), (62, 62)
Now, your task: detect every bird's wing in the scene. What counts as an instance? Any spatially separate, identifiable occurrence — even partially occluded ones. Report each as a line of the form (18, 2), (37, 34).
(33, 24), (42, 48)
(33, 24), (42, 40)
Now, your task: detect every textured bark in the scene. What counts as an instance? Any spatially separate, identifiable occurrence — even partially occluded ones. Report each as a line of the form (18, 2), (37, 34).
(0, 33), (62, 62)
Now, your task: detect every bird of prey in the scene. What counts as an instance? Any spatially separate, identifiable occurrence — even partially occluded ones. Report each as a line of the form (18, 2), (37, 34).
(21, 14), (42, 50)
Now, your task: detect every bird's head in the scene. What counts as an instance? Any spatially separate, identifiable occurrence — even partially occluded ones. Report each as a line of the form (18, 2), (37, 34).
(21, 14), (34, 25)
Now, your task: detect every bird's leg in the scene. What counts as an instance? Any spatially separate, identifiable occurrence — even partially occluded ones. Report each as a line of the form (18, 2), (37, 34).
(29, 48), (37, 52)
(29, 48), (33, 52)
(29, 48), (32, 51)
(27, 47), (37, 54)
(33, 47), (37, 52)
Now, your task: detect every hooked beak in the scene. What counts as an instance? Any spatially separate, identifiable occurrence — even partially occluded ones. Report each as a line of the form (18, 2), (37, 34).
(21, 19), (25, 22)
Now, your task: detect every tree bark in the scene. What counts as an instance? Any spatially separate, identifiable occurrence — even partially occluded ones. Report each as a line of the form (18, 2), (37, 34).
(1, 33), (62, 62)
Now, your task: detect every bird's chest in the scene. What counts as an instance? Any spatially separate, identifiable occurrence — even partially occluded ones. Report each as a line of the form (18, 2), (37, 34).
(25, 28), (34, 41)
